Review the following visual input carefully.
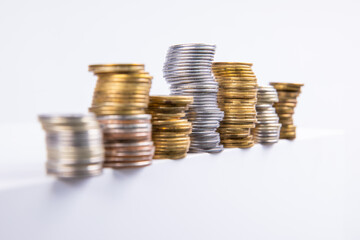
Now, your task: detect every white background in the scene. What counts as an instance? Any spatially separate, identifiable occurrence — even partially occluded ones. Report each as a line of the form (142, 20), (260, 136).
(0, 0), (360, 239)
(0, 0), (359, 130)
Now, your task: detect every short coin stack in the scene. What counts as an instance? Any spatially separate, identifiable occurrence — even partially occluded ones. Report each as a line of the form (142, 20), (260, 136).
(270, 82), (304, 139)
(212, 62), (258, 148)
(148, 96), (193, 159)
(89, 64), (151, 116)
(89, 64), (154, 168)
(38, 114), (104, 178)
(163, 43), (224, 153)
(253, 86), (281, 144)
(97, 115), (154, 168)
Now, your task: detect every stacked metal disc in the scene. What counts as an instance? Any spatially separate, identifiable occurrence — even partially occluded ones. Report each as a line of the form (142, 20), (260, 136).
(88, 64), (151, 116)
(148, 95), (193, 159)
(163, 43), (223, 153)
(89, 64), (154, 168)
(38, 114), (104, 178)
(97, 115), (154, 168)
(212, 62), (258, 148)
(270, 82), (304, 139)
(253, 86), (281, 144)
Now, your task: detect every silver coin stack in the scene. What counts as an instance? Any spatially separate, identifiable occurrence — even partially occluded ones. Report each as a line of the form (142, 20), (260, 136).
(253, 86), (282, 144)
(38, 114), (104, 178)
(163, 43), (224, 153)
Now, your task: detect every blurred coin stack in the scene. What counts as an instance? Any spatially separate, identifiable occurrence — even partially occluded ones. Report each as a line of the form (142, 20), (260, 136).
(89, 64), (154, 167)
(270, 82), (304, 139)
(38, 114), (104, 178)
(97, 115), (154, 168)
(148, 96), (193, 159)
(253, 86), (281, 144)
(212, 62), (258, 148)
(163, 43), (224, 153)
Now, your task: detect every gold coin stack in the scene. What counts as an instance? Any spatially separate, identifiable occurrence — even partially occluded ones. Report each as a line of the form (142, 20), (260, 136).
(88, 64), (154, 168)
(148, 96), (193, 159)
(89, 64), (151, 115)
(212, 62), (258, 148)
(269, 82), (304, 139)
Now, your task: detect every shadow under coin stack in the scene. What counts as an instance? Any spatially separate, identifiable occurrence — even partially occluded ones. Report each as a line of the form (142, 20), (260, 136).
(253, 86), (281, 144)
(270, 82), (304, 139)
(163, 43), (223, 153)
(148, 96), (193, 159)
(88, 64), (154, 168)
(212, 62), (258, 148)
(38, 114), (104, 178)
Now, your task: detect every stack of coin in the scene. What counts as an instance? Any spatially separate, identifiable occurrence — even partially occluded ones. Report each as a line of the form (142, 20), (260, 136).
(270, 82), (304, 139)
(212, 62), (258, 148)
(148, 95), (193, 159)
(163, 43), (224, 153)
(38, 114), (104, 178)
(253, 86), (281, 144)
(88, 64), (151, 116)
(89, 64), (154, 168)
(97, 115), (154, 168)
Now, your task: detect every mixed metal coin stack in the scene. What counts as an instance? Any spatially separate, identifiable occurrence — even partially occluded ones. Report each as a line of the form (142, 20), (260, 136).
(148, 96), (193, 159)
(253, 86), (281, 144)
(212, 62), (258, 148)
(89, 64), (154, 167)
(97, 115), (154, 168)
(270, 82), (304, 139)
(163, 43), (224, 153)
(38, 114), (104, 178)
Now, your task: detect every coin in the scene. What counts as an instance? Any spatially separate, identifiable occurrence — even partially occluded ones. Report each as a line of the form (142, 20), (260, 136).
(212, 62), (258, 148)
(149, 95), (192, 159)
(39, 114), (104, 178)
(163, 44), (223, 153)
(269, 83), (304, 139)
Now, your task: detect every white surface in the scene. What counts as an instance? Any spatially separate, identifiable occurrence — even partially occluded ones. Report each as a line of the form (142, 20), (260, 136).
(0, 0), (360, 130)
(1, 0), (359, 239)
(1, 127), (359, 240)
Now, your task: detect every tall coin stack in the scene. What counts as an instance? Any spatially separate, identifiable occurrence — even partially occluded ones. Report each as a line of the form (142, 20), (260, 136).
(89, 64), (154, 168)
(270, 82), (304, 139)
(163, 43), (224, 153)
(253, 86), (281, 144)
(148, 96), (193, 159)
(38, 114), (104, 178)
(212, 62), (258, 148)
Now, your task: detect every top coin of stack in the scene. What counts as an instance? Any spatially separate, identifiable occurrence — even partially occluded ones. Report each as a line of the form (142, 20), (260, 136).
(163, 43), (224, 153)
(269, 82), (304, 139)
(212, 62), (258, 148)
(38, 113), (104, 178)
(253, 86), (281, 144)
(88, 64), (152, 115)
(148, 95), (193, 159)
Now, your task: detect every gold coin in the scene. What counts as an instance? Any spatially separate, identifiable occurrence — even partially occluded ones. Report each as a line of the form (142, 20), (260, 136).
(153, 153), (187, 160)
(150, 112), (186, 119)
(89, 109), (145, 115)
(213, 62), (253, 66)
(152, 132), (189, 138)
(152, 119), (190, 125)
(150, 95), (193, 105)
(89, 64), (145, 74)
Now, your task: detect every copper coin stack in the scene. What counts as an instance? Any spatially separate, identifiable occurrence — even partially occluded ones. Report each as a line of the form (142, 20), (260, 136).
(97, 115), (154, 168)
(212, 62), (258, 148)
(148, 96), (193, 159)
(38, 114), (104, 178)
(88, 64), (154, 168)
(253, 86), (281, 144)
(270, 82), (304, 139)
